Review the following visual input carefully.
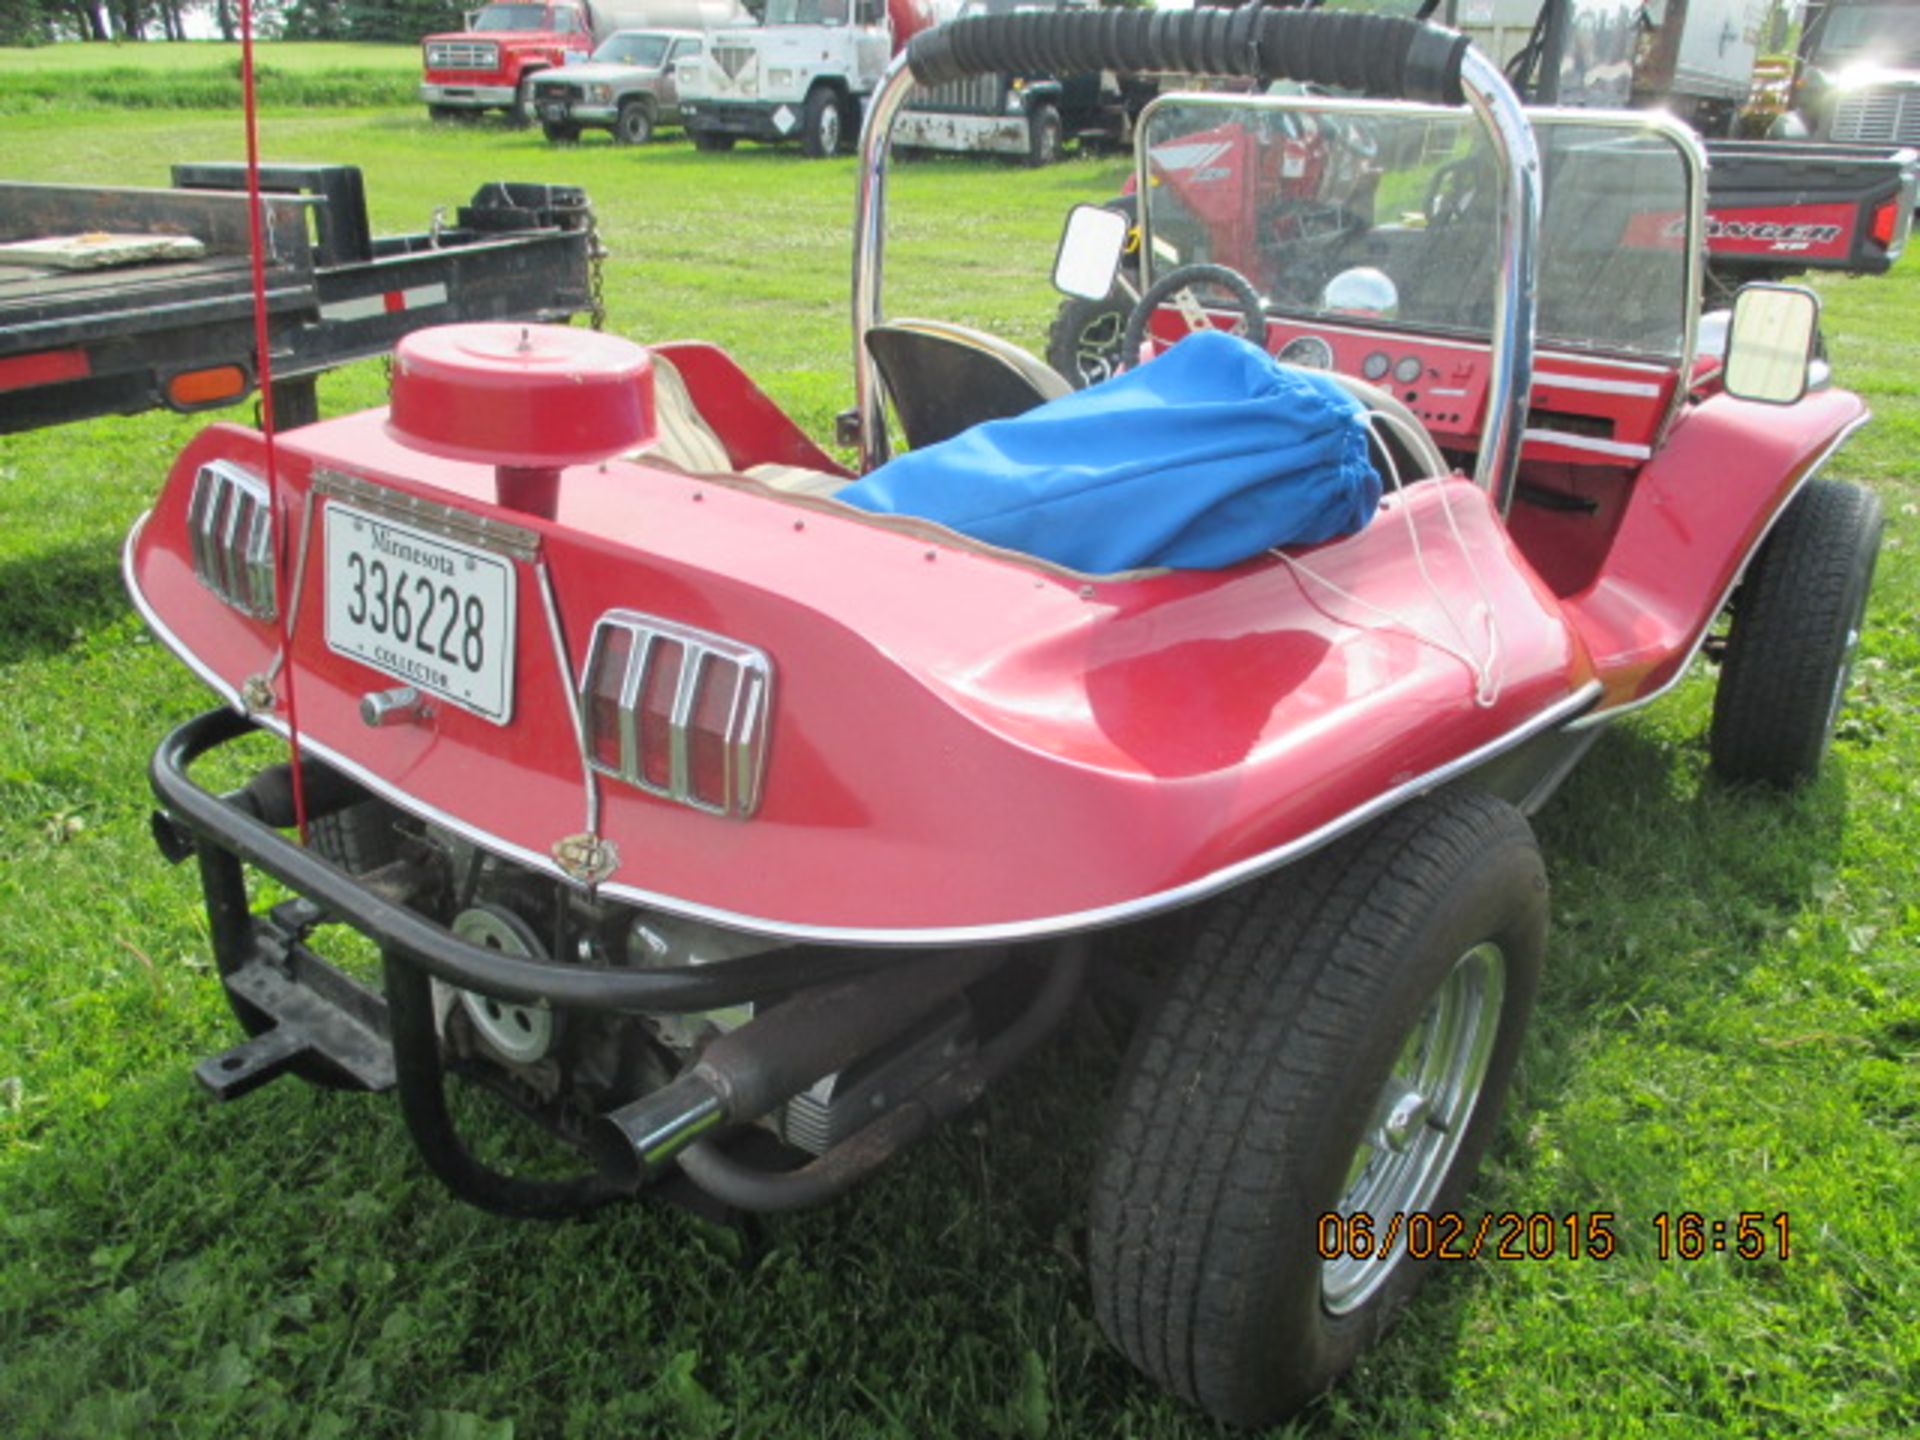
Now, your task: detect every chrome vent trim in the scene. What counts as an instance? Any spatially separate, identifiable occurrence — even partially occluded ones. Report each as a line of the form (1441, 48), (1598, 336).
(583, 610), (773, 819)
(186, 460), (277, 620)
(908, 74), (1007, 115)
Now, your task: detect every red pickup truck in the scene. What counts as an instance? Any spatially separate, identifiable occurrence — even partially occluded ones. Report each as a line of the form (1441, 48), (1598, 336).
(421, 1), (595, 122)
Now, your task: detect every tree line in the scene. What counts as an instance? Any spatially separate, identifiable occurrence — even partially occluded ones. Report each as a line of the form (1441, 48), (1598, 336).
(0, 0), (469, 43)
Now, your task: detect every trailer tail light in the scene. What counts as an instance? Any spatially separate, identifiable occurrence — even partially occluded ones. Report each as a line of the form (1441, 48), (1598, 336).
(165, 364), (249, 411)
(581, 612), (772, 818)
(1870, 198), (1899, 252)
(186, 460), (277, 621)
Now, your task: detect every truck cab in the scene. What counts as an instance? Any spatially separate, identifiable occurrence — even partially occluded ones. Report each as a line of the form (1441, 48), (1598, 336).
(421, 1), (595, 123)
(1791, 0), (1920, 144)
(677, 0), (934, 157)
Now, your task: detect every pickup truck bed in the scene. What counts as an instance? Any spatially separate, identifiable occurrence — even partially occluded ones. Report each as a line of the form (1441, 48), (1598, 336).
(1702, 138), (1917, 291)
(0, 165), (594, 435)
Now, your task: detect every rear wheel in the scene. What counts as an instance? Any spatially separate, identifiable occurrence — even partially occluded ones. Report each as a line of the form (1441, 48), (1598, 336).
(1026, 103), (1064, 167)
(800, 85), (845, 158)
(691, 128), (735, 153)
(1088, 792), (1546, 1427)
(614, 99), (654, 145)
(1710, 477), (1883, 787)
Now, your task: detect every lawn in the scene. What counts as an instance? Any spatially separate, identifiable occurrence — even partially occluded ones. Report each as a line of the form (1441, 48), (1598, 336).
(0, 41), (420, 111)
(1, 103), (1916, 1439)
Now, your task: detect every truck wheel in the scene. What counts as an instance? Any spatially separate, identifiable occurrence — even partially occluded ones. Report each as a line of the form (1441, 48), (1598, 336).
(1026, 103), (1064, 167)
(691, 129), (735, 153)
(507, 74), (536, 128)
(1710, 477), (1883, 787)
(614, 99), (654, 145)
(801, 86), (846, 158)
(542, 119), (582, 143)
(1088, 791), (1545, 1427)
(1046, 271), (1139, 389)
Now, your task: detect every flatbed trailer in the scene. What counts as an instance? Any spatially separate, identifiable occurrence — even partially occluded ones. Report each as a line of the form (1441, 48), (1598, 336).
(0, 164), (596, 435)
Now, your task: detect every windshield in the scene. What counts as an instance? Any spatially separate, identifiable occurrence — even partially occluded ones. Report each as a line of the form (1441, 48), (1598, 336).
(591, 32), (670, 64)
(1138, 99), (1695, 359)
(1813, 3), (1920, 61)
(470, 4), (552, 31)
(763, 0), (848, 23)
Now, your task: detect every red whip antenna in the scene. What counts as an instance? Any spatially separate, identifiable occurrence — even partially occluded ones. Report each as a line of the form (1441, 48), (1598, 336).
(237, 0), (311, 841)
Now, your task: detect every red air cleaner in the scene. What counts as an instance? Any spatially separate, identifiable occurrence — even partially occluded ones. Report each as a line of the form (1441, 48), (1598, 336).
(386, 323), (656, 518)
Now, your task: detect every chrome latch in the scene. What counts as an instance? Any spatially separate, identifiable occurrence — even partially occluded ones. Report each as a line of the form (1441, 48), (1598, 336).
(360, 685), (432, 728)
(553, 833), (619, 886)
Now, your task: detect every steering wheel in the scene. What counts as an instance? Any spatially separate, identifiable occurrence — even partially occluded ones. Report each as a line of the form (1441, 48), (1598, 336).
(1119, 263), (1269, 372)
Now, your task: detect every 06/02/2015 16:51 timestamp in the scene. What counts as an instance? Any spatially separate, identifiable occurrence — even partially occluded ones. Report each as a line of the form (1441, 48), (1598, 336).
(1316, 1210), (1793, 1262)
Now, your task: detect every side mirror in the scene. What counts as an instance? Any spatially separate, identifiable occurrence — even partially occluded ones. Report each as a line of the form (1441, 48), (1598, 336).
(1723, 283), (1820, 405)
(1053, 204), (1129, 301)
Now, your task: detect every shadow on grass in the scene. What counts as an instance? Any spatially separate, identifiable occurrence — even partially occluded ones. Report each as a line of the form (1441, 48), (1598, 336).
(0, 539), (129, 665)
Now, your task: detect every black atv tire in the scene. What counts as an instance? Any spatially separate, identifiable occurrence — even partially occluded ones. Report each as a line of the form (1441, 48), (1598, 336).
(307, 797), (407, 876)
(1088, 791), (1546, 1427)
(1046, 272), (1138, 390)
(1710, 477), (1883, 787)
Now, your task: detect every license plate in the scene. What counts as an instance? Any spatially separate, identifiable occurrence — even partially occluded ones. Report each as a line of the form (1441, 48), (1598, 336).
(324, 503), (516, 724)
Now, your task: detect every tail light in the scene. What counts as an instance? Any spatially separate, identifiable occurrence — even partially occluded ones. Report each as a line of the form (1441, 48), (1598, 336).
(582, 611), (773, 818)
(1870, 197), (1900, 253)
(185, 460), (277, 621)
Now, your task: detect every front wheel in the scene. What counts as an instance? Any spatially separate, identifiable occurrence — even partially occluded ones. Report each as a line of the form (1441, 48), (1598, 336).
(614, 99), (653, 145)
(1710, 477), (1883, 787)
(1026, 103), (1063, 167)
(1088, 791), (1546, 1427)
(800, 86), (845, 158)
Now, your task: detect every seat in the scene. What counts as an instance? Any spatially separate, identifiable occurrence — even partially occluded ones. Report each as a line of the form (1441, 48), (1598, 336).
(865, 319), (1074, 451)
(634, 352), (850, 497)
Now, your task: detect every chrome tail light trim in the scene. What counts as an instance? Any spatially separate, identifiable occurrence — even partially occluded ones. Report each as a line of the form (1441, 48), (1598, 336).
(186, 459), (277, 621)
(582, 610), (773, 819)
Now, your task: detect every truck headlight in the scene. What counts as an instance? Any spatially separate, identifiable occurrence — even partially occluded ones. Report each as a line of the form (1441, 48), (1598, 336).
(587, 83), (612, 104)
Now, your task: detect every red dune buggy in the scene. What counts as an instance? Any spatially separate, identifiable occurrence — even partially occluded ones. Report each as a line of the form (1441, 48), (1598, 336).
(127, 7), (1882, 1427)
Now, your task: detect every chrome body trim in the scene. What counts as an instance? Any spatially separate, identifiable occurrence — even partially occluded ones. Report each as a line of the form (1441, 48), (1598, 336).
(130, 519), (1601, 944)
(1566, 411), (1872, 731)
(187, 459), (277, 621)
(311, 468), (542, 563)
(1521, 429), (1654, 460)
(535, 559), (601, 838)
(579, 610), (773, 819)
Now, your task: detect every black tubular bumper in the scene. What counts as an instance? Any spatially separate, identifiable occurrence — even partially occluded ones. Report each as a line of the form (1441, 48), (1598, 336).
(150, 706), (903, 1014)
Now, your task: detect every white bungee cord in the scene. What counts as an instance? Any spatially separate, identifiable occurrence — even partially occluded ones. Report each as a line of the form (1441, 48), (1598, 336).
(1268, 409), (1506, 708)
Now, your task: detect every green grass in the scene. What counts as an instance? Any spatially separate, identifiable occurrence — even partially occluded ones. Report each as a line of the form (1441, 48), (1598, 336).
(2, 107), (1917, 1439)
(0, 42), (420, 112)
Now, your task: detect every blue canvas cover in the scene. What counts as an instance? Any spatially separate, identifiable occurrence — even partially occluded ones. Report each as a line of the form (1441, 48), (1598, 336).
(836, 330), (1381, 572)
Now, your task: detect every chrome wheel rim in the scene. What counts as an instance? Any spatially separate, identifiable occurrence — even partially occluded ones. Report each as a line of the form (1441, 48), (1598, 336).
(1321, 942), (1506, 1316)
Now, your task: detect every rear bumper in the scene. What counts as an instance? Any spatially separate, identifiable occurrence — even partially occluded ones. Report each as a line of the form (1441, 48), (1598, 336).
(420, 83), (518, 108)
(150, 705), (901, 1013)
(893, 109), (1031, 156)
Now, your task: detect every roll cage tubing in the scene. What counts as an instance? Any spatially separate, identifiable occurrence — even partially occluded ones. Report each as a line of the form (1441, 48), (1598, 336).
(851, 9), (1696, 517)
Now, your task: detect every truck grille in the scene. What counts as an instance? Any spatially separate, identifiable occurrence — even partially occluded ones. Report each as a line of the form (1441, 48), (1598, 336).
(534, 79), (576, 101)
(1832, 86), (1920, 145)
(426, 41), (498, 70)
(710, 42), (756, 85)
(908, 74), (1009, 116)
